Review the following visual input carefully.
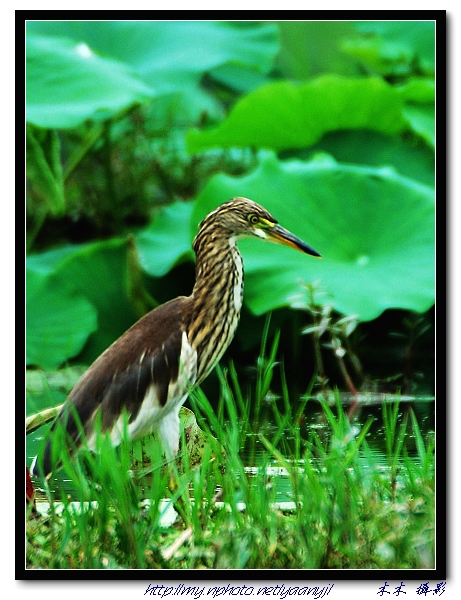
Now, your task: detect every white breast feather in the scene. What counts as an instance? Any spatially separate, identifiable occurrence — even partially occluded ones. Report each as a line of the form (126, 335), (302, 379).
(107, 331), (197, 456)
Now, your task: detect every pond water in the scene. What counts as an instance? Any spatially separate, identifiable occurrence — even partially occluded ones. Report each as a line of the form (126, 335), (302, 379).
(29, 395), (434, 504)
(239, 393), (435, 466)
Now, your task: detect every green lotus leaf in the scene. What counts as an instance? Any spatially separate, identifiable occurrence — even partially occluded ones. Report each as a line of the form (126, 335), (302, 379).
(135, 201), (194, 277)
(274, 21), (360, 79)
(191, 152), (434, 321)
(26, 268), (98, 369)
(308, 130), (434, 187)
(186, 76), (406, 153)
(398, 78), (435, 103)
(27, 238), (140, 365)
(403, 104), (435, 149)
(26, 35), (154, 129)
(26, 21), (279, 124)
(397, 79), (435, 149)
(349, 21), (435, 75)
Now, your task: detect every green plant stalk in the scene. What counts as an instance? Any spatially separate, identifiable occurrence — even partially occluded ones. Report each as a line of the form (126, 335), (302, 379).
(63, 124), (105, 182)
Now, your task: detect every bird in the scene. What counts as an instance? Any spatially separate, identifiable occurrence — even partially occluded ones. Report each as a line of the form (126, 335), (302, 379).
(31, 198), (320, 478)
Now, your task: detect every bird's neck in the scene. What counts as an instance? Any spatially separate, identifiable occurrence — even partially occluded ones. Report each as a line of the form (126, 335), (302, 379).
(188, 230), (244, 382)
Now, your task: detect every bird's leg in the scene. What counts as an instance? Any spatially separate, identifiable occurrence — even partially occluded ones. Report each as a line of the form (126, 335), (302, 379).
(158, 412), (191, 525)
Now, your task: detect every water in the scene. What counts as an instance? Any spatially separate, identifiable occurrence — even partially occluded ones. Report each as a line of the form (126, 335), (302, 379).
(29, 395), (434, 503)
(238, 394), (434, 466)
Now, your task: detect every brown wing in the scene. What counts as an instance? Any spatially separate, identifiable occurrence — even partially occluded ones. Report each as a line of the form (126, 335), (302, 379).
(36, 296), (194, 476)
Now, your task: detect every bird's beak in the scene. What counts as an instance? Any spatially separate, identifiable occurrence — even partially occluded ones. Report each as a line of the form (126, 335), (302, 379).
(266, 224), (321, 257)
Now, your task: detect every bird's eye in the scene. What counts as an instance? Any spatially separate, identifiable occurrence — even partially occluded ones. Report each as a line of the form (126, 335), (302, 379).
(248, 214), (259, 225)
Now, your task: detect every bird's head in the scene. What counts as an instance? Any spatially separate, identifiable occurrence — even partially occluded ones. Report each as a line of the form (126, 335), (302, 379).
(200, 197), (321, 258)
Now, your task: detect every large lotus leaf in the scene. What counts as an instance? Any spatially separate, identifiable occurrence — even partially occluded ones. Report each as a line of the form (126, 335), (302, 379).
(403, 104), (435, 149)
(186, 76), (406, 153)
(399, 78), (435, 104)
(345, 21), (435, 75)
(308, 79), (435, 183)
(26, 21), (279, 123)
(206, 63), (271, 95)
(26, 268), (98, 370)
(398, 79), (435, 150)
(190, 152), (434, 321)
(135, 201), (194, 277)
(27, 238), (140, 365)
(274, 21), (360, 79)
(26, 244), (83, 275)
(309, 130), (434, 187)
(26, 35), (154, 129)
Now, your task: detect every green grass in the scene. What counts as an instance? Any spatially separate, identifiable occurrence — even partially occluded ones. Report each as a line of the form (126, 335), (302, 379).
(26, 345), (435, 570)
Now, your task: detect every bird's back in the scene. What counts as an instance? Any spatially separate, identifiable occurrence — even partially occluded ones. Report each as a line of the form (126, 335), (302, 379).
(34, 296), (196, 476)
